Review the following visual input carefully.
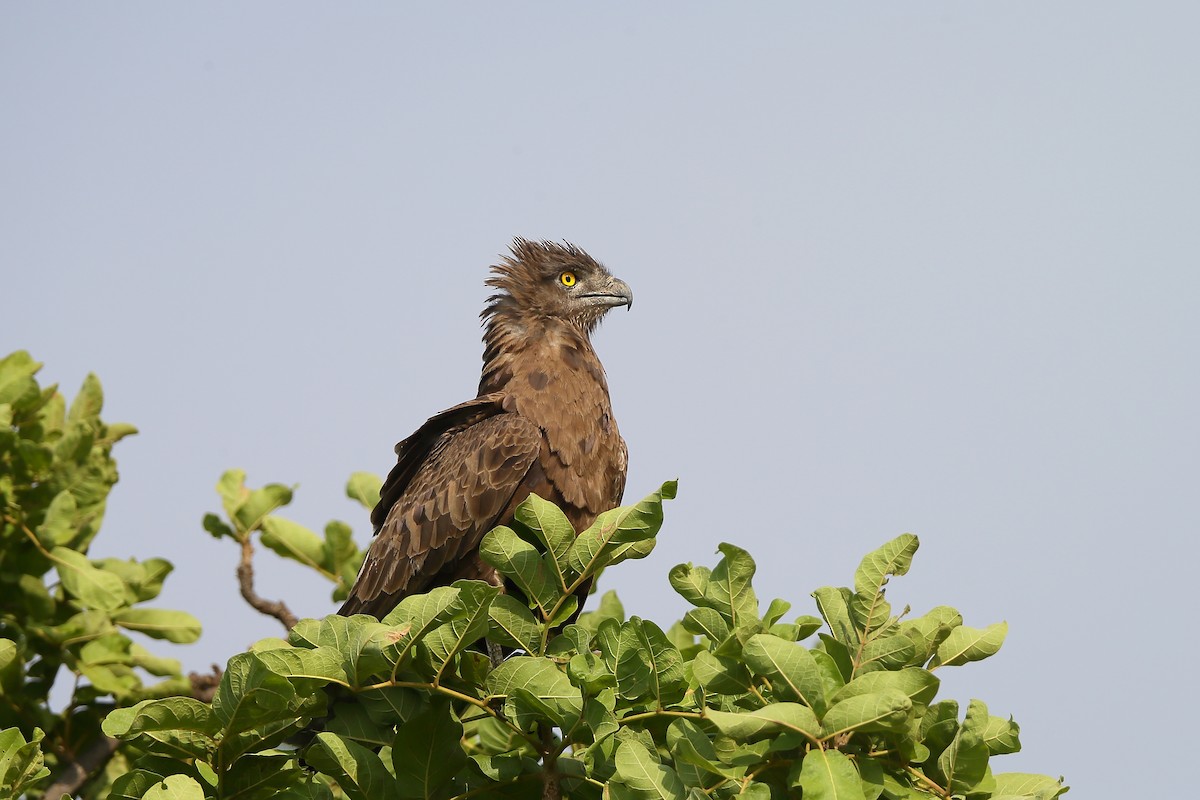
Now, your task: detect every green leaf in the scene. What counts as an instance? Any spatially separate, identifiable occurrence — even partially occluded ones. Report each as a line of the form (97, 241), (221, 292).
(487, 656), (582, 730)
(615, 617), (687, 705)
(853, 534), (918, 601)
(487, 593), (543, 653)
(812, 587), (856, 646)
(855, 634), (917, 674)
(318, 616), (396, 686)
(381, 585), (462, 631)
(0, 726), (50, 797)
(358, 685), (426, 728)
(67, 372), (104, 423)
(849, 528), (916, 636)
(515, 492), (577, 587)
(568, 481), (677, 578)
(681, 607), (730, 644)
(856, 756), (885, 800)
(103, 697), (218, 738)
(932, 622), (1007, 668)
(217, 470), (294, 535)
(109, 770), (173, 800)
(611, 737), (687, 800)
(391, 701), (470, 799)
(897, 606), (961, 664)
(819, 690), (912, 738)
(419, 580), (498, 674)
(261, 517), (329, 573)
(346, 472), (383, 511)
(202, 512), (236, 541)
(829, 668), (939, 709)
(222, 754), (304, 800)
(980, 714), (1022, 755)
(742, 633), (828, 714)
(989, 773), (1068, 799)
(0, 351), (41, 405)
(478, 525), (560, 612)
(705, 703), (821, 743)
(51, 547), (128, 611)
(937, 699), (991, 794)
(252, 645), (349, 690)
(762, 598), (791, 626)
(701, 543), (759, 628)
(324, 520), (360, 595)
(36, 490), (78, 546)
(792, 748), (866, 800)
(666, 718), (743, 785)
(0, 639), (21, 686)
(211, 652), (303, 735)
(113, 608), (202, 643)
(577, 589), (625, 634)
(305, 732), (395, 800)
(691, 650), (756, 695)
(142, 774), (208, 800)
(582, 689), (619, 743)
(129, 643), (182, 677)
(794, 614), (824, 640)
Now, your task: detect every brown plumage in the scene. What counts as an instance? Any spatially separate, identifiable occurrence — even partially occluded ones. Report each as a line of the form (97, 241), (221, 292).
(339, 239), (631, 618)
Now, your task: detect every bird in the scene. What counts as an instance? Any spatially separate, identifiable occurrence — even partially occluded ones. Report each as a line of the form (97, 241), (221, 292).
(338, 239), (632, 618)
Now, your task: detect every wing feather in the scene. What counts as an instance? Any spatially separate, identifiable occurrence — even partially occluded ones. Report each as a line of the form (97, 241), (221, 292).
(340, 405), (541, 617)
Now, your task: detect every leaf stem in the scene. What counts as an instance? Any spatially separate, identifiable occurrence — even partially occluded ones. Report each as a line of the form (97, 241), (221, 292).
(619, 709), (704, 724)
(905, 766), (951, 798)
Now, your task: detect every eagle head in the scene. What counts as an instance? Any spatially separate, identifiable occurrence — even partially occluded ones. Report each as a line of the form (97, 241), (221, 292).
(484, 238), (633, 334)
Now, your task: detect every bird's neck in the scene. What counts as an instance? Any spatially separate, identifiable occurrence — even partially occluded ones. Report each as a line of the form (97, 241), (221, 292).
(478, 311), (604, 397)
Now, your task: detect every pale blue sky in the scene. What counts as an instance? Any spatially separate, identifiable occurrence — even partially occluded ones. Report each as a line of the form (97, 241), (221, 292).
(4, 4), (1198, 796)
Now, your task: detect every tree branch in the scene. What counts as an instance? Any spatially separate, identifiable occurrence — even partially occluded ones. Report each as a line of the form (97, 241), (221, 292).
(189, 663), (223, 703)
(41, 734), (120, 800)
(237, 537), (298, 630)
(539, 724), (561, 800)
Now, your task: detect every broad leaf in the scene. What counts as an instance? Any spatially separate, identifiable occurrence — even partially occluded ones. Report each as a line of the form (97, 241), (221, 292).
(792, 748), (866, 800)
(932, 622), (1008, 668)
(937, 699), (990, 794)
(567, 481), (677, 578)
(614, 617), (687, 705)
(742, 633), (828, 714)
(705, 703), (821, 743)
(391, 701), (469, 799)
(345, 472), (382, 511)
(305, 732), (395, 800)
(51, 547), (127, 611)
(113, 609), (202, 643)
(611, 738), (687, 800)
(479, 526), (561, 612)
(514, 492), (576, 588)
(819, 690), (912, 738)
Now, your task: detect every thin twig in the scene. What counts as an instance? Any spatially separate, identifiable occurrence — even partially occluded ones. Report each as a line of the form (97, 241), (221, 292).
(237, 536), (297, 630)
(905, 765), (951, 798)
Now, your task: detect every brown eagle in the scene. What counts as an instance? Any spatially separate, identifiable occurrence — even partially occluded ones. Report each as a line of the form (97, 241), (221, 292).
(339, 239), (632, 618)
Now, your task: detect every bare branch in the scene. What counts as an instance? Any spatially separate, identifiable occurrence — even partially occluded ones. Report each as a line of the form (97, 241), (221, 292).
(189, 663), (223, 703)
(237, 537), (298, 630)
(42, 734), (120, 800)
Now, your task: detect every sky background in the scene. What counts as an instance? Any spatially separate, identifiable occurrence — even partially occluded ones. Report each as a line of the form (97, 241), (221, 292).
(3, 4), (1198, 796)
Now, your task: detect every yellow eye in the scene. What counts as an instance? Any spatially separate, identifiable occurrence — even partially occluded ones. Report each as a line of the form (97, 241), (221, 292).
(560, 271), (577, 287)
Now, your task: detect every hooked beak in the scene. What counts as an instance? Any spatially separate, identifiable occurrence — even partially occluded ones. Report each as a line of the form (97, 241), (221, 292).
(581, 276), (633, 310)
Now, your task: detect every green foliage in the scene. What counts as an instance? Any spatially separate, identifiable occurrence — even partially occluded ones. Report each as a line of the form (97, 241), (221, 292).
(203, 468), (367, 603)
(103, 493), (1065, 800)
(0, 351), (1068, 799)
(0, 352), (199, 797)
